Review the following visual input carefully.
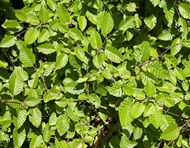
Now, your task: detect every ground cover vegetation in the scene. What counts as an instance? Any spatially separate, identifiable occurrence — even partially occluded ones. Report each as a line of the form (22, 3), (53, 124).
(1, 0), (190, 147)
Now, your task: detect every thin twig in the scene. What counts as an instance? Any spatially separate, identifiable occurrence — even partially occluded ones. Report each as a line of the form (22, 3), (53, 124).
(164, 140), (173, 148)
(138, 43), (180, 67)
(0, 100), (24, 104)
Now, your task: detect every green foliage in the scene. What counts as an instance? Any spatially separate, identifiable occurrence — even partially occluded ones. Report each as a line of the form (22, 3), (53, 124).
(1, 0), (190, 147)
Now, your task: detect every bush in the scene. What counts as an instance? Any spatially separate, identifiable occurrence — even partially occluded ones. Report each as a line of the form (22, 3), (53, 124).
(1, 0), (190, 147)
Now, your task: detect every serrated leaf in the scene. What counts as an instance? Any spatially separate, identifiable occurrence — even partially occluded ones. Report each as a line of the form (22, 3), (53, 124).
(90, 30), (102, 49)
(58, 3), (70, 24)
(119, 16), (134, 31)
(56, 114), (70, 136)
(19, 46), (35, 67)
(74, 48), (85, 62)
(38, 29), (50, 43)
(131, 103), (145, 119)
(30, 134), (43, 148)
(105, 46), (123, 63)
(144, 80), (156, 97)
(64, 81), (84, 95)
(89, 93), (101, 108)
(24, 28), (40, 44)
(122, 84), (134, 95)
(47, 0), (57, 11)
(108, 81), (123, 97)
(93, 55), (104, 69)
(39, 6), (49, 23)
(15, 10), (27, 21)
(178, 3), (190, 19)
(78, 16), (87, 31)
(0, 35), (16, 48)
(150, 0), (160, 7)
(13, 128), (26, 148)
(66, 106), (79, 122)
(29, 108), (42, 128)
(161, 123), (179, 141)
(160, 115), (176, 131)
(144, 15), (157, 30)
(149, 110), (162, 129)
(13, 109), (27, 129)
(55, 53), (68, 70)
(143, 103), (156, 117)
(134, 127), (143, 140)
(158, 29), (173, 41)
(171, 38), (182, 56)
(120, 134), (137, 148)
(97, 11), (107, 31)
(101, 13), (114, 36)
(174, 67), (186, 80)
(9, 67), (24, 96)
(37, 43), (56, 54)
(26, 97), (41, 107)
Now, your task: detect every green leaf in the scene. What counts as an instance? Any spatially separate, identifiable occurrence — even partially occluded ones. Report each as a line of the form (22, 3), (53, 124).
(78, 16), (87, 31)
(66, 106), (79, 122)
(107, 81), (123, 97)
(150, 0), (160, 7)
(64, 81), (84, 95)
(143, 103), (156, 117)
(170, 38), (182, 56)
(24, 28), (40, 44)
(39, 6), (49, 23)
(15, 10), (27, 21)
(2, 20), (23, 32)
(37, 43), (56, 54)
(38, 29), (50, 43)
(55, 53), (68, 70)
(29, 108), (42, 128)
(174, 67), (186, 80)
(134, 127), (143, 140)
(144, 80), (156, 97)
(90, 30), (102, 49)
(119, 16), (134, 31)
(178, 3), (190, 19)
(100, 13), (114, 36)
(120, 134), (137, 148)
(26, 97), (41, 107)
(122, 84), (134, 96)
(93, 55), (104, 69)
(19, 46), (35, 67)
(126, 3), (137, 12)
(56, 114), (70, 136)
(105, 46), (123, 63)
(13, 128), (26, 148)
(161, 123), (179, 141)
(74, 48), (85, 62)
(158, 29), (173, 41)
(13, 109), (27, 130)
(30, 134), (43, 148)
(9, 67), (24, 96)
(47, 0), (57, 11)
(130, 103), (145, 119)
(58, 3), (70, 24)
(144, 15), (157, 30)
(149, 110), (162, 129)
(0, 35), (16, 48)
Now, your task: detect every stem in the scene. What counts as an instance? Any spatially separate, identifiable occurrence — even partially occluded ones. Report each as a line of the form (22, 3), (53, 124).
(0, 100), (24, 104)
(138, 43), (180, 67)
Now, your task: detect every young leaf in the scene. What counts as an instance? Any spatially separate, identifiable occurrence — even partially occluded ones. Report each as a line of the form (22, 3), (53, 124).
(56, 114), (70, 136)
(24, 28), (40, 44)
(9, 67), (24, 96)
(105, 46), (123, 63)
(90, 30), (102, 49)
(74, 48), (85, 62)
(0, 35), (16, 48)
(37, 43), (56, 54)
(29, 108), (42, 128)
(161, 123), (179, 141)
(149, 110), (162, 129)
(144, 80), (156, 97)
(55, 53), (68, 70)
(131, 103), (145, 119)
(100, 13), (114, 36)
(58, 3), (70, 24)
(47, 0), (57, 11)
(13, 109), (27, 130)
(26, 97), (41, 107)
(174, 67), (186, 80)
(119, 16), (134, 31)
(38, 29), (50, 43)
(93, 55), (104, 69)
(39, 6), (49, 23)
(19, 46), (36, 67)
(78, 16), (87, 31)
(144, 15), (157, 30)
(143, 103), (156, 117)
(13, 128), (26, 148)
(170, 38), (182, 56)
(134, 127), (143, 140)
(178, 3), (190, 19)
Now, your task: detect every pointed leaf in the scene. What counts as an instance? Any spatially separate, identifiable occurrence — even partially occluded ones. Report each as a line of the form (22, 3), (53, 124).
(144, 15), (157, 30)
(78, 16), (87, 31)
(144, 80), (156, 97)
(39, 6), (49, 23)
(74, 48), (85, 62)
(37, 43), (56, 54)
(105, 46), (123, 63)
(0, 35), (16, 48)
(58, 3), (70, 24)
(131, 103), (145, 119)
(13, 128), (26, 148)
(29, 108), (42, 128)
(56, 114), (70, 136)
(161, 123), (179, 141)
(24, 28), (40, 44)
(55, 53), (68, 70)
(101, 13), (114, 36)
(178, 3), (190, 19)
(90, 30), (102, 49)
